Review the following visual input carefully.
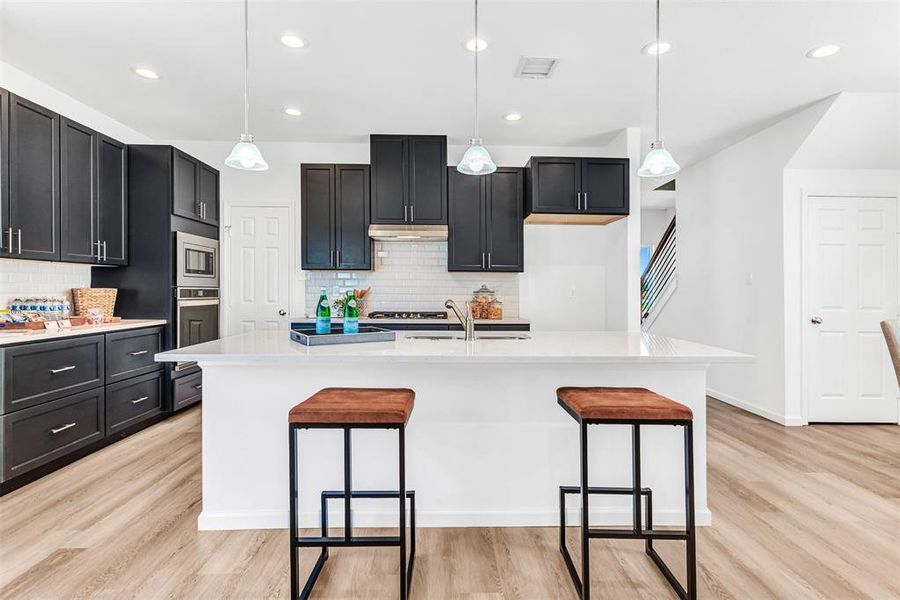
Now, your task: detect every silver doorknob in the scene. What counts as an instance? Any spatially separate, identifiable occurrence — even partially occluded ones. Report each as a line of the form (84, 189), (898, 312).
(810, 316), (823, 325)
(278, 309), (287, 316)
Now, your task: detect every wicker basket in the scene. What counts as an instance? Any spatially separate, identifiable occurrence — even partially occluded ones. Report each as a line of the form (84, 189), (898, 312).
(72, 288), (117, 318)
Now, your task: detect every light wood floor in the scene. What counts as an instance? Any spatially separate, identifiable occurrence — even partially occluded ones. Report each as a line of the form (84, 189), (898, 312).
(1, 400), (898, 599)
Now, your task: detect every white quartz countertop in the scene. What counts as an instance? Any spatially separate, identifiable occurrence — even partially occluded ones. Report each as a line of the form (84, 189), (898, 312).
(0, 319), (167, 347)
(156, 329), (751, 365)
(291, 316), (531, 326)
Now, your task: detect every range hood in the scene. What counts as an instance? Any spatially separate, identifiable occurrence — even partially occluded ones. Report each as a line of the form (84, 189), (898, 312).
(368, 224), (448, 242)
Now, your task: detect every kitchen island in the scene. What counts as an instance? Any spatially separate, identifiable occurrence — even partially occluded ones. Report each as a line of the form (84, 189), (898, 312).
(156, 330), (749, 531)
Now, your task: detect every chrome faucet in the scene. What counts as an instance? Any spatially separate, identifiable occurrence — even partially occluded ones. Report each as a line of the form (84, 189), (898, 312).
(445, 299), (476, 341)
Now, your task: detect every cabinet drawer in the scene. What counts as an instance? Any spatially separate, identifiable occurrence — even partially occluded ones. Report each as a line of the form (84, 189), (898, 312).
(0, 388), (105, 481)
(173, 372), (202, 411)
(1, 335), (104, 414)
(105, 327), (163, 383)
(106, 371), (164, 435)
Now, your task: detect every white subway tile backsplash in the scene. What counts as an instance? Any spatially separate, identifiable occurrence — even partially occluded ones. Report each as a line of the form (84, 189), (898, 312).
(0, 259), (92, 308)
(305, 241), (519, 317)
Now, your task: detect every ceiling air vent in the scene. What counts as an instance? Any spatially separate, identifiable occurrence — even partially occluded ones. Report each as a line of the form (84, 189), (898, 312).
(514, 56), (560, 79)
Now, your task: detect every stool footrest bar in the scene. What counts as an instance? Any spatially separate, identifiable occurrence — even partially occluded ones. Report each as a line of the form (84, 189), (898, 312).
(559, 485), (652, 496)
(295, 535), (402, 548)
(587, 528), (689, 540)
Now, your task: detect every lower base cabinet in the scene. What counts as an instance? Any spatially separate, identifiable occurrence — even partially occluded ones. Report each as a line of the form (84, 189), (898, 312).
(106, 370), (164, 436)
(173, 371), (202, 411)
(0, 388), (105, 482)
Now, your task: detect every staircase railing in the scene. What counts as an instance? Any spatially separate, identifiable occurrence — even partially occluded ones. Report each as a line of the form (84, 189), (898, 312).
(641, 216), (676, 323)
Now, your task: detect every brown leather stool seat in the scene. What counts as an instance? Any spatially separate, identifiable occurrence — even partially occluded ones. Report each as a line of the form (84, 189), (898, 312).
(289, 387), (415, 425)
(557, 386), (692, 422)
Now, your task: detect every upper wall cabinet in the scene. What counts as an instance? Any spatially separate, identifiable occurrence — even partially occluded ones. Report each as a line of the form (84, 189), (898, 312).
(173, 149), (219, 227)
(1, 92), (60, 261)
(448, 167), (524, 272)
(60, 117), (128, 265)
(525, 157), (629, 223)
(370, 135), (447, 225)
(301, 164), (371, 270)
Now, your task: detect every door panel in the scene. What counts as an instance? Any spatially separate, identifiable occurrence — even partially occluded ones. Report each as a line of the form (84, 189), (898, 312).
(228, 206), (291, 335)
(408, 135), (447, 224)
(178, 303), (220, 347)
(448, 168), (485, 271)
(335, 165), (371, 270)
(199, 163), (219, 226)
(172, 149), (199, 221)
(808, 196), (899, 422)
(370, 135), (408, 224)
(60, 117), (97, 263)
(0, 88), (8, 256)
(486, 168), (524, 271)
(531, 158), (580, 213)
(581, 158), (629, 214)
(97, 135), (128, 265)
(8, 94), (59, 260)
(301, 164), (335, 269)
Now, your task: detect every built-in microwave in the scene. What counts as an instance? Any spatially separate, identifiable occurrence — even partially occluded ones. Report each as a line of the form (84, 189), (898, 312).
(176, 232), (219, 288)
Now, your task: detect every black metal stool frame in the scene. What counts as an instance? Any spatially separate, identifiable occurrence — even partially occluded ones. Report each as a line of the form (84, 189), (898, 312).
(558, 401), (696, 600)
(289, 422), (416, 600)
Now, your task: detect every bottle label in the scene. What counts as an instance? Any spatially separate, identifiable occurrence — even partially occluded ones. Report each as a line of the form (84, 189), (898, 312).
(343, 317), (359, 334)
(315, 316), (332, 335)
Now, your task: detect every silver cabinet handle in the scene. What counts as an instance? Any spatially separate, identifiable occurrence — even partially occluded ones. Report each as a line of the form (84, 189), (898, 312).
(94, 240), (100, 260)
(403, 205), (408, 222)
(481, 252), (486, 269)
(488, 252), (492, 269)
(128, 350), (148, 356)
(336, 249), (341, 266)
(50, 365), (76, 374)
(583, 192), (588, 210)
(102, 241), (107, 262)
(410, 205), (414, 222)
(330, 250), (335, 267)
(6, 228), (12, 252)
(194, 384), (203, 390)
(130, 396), (149, 405)
(16, 228), (21, 254)
(50, 422), (76, 434)
(577, 192), (582, 210)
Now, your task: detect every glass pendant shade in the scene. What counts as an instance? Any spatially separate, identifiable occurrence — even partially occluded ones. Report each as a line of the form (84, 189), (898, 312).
(225, 134), (269, 171)
(638, 141), (680, 178)
(457, 138), (497, 176)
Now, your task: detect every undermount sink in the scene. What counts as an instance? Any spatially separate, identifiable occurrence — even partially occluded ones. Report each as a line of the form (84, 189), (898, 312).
(405, 332), (530, 341)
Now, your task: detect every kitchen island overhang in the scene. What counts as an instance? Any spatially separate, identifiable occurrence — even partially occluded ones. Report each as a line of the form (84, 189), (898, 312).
(157, 331), (750, 532)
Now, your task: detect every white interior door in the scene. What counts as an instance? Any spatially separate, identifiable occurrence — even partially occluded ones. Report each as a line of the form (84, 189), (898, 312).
(807, 195), (899, 423)
(227, 206), (291, 335)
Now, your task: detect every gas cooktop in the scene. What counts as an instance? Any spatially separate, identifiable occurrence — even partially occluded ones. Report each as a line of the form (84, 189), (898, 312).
(366, 311), (448, 320)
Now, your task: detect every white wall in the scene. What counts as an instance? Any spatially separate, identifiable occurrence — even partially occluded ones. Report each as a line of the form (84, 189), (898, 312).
(641, 208), (674, 249)
(648, 97), (834, 425)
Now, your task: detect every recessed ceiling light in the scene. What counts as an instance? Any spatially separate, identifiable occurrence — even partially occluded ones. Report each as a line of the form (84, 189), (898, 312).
(642, 41), (671, 55)
(280, 34), (306, 49)
(465, 38), (487, 52)
(503, 113), (522, 122)
(283, 107), (302, 117)
(806, 44), (841, 59)
(131, 66), (160, 80)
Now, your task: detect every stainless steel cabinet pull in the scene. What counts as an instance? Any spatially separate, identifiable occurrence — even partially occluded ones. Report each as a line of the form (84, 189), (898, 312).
(330, 250), (335, 267)
(336, 249), (341, 266)
(481, 252), (486, 269)
(194, 384), (203, 390)
(16, 228), (21, 254)
(128, 350), (148, 356)
(583, 192), (588, 210)
(410, 205), (415, 222)
(5, 228), (11, 252)
(488, 252), (492, 269)
(577, 192), (582, 210)
(102, 241), (108, 262)
(95, 240), (101, 260)
(50, 422), (76, 434)
(404, 205), (408, 222)
(130, 396), (149, 405)
(50, 365), (76, 374)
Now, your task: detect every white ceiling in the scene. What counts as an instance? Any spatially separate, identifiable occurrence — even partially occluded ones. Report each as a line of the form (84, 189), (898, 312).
(1, 0), (898, 168)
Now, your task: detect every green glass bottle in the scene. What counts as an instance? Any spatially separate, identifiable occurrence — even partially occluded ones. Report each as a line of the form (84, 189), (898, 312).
(315, 287), (331, 334)
(343, 290), (359, 334)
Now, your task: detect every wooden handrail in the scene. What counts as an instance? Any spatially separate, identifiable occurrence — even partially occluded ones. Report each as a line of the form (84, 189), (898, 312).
(641, 216), (676, 282)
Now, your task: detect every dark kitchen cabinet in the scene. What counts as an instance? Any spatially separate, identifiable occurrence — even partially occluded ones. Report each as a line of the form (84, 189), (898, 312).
(525, 156), (629, 218)
(301, 164), (371, 270)
(448, 167), (523, 272)
(173, 149), (219, 226)
(60, 118), (128, 265)
(370, 134), (446, 225)
(3, 93), (60, 260)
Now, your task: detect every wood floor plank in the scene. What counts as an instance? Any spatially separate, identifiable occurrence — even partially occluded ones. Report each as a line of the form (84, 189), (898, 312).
(1, 400), (898, 599)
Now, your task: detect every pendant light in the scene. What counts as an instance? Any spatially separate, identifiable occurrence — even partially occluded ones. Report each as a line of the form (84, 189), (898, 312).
(457, 0), (496, 176)
(638, 0), (679, 178)
(225, 0), (269, 171)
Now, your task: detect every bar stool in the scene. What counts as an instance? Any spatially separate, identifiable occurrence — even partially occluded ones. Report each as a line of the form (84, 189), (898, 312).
(557, 387), (696, 600)
(288, 387), (416, 600)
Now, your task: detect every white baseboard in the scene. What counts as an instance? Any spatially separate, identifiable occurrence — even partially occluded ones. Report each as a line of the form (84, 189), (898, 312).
(707, 388), (803, 426)
(198, 507), (713, 532)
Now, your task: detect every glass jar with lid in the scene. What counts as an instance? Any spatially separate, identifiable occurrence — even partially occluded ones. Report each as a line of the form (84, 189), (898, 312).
(487, 298), (503, 320)
(470, 284), (496, 320)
